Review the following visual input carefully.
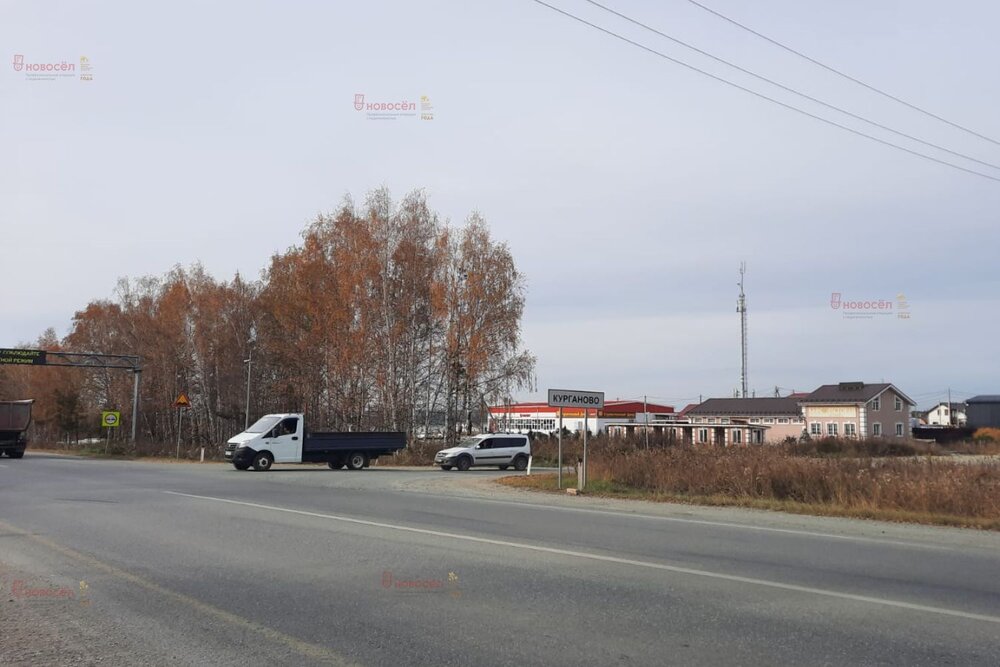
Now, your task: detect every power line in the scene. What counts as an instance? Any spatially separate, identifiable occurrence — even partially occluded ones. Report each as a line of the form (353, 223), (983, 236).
(583, 0), (1000, 172)
(683, 0), (1000, 147)
(529, 0), (1000, 184)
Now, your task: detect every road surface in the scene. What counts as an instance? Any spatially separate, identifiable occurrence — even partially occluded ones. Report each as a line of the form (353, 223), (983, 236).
(2, 453), (998, 666)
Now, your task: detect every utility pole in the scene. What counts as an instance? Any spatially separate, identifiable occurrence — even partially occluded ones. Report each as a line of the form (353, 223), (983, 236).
(948, 387), (952, 426)
(244, 325), (256, 429)
(737, 262), (748, 398)
(643, 395), (650, 449)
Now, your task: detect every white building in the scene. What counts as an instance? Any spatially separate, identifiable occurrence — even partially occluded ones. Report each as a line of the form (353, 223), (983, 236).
(925, 402), (966, 427)
(488, 400), (675, 435)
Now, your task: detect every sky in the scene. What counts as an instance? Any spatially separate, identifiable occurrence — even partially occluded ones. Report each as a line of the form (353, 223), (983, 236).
(2, 0), (999, 411)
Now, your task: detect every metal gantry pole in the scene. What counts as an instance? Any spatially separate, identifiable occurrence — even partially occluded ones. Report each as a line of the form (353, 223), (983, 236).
(131, 369), (141, 443)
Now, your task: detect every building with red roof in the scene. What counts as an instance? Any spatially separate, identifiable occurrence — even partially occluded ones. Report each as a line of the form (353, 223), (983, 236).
(488, 400), (674, 434)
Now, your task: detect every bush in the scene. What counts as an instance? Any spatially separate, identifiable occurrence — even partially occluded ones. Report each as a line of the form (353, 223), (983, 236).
(973, 428), (1000, 443)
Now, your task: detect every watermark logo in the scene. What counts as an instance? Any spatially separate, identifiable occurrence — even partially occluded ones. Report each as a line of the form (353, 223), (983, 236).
(11, 54), (93, 82)
(380, 570), (461, 598)
(831, 292), (911, 320)
(0, 575), (91, 606)
(79, 56), (94, 81)
(354, 93), (433, 121)
(896, 293), (910, 319)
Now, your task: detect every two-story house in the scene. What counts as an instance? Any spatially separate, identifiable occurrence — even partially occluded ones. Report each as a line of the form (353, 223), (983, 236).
(924, 402), (967, 427)
(799, 382), (915, 439)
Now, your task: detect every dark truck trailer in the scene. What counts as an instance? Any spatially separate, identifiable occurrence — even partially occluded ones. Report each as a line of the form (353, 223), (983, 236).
(0, 399), (34, 459)
(224, 412), (406, 471)
(302, 431), (407, 466)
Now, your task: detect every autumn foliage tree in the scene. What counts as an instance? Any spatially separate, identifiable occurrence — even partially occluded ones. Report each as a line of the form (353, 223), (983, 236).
(0, 188), (534, 449)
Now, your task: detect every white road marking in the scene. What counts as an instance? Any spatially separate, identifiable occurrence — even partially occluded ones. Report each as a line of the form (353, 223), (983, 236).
(410, 491), (958, 551)
(164, 490), (1000, 625)
(0, 463), (8, 468)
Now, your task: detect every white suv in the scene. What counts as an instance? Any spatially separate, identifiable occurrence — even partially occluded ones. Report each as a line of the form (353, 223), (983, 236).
(434, 434), (530, 471)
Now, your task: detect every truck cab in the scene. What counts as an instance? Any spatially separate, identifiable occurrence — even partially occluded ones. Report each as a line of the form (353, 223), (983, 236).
(226, 414), (303, 470)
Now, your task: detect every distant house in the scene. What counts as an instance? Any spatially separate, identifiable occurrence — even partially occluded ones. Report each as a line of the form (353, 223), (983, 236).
(965, 396), (1000, 429)
(799, 382), (915, 439)
(924, 402), (967, 427)
(685, 397), (803, 444)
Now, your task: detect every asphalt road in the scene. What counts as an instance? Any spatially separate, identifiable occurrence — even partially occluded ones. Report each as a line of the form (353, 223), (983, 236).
(2, 453), (999, 666)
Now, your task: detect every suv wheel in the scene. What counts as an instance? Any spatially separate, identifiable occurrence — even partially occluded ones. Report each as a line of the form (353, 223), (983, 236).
(455, 456), (472, 471)
(513, 455), (528, 471)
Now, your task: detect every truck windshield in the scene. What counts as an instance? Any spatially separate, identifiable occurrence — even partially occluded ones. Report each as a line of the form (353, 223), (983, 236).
(245, 416), (281, 434)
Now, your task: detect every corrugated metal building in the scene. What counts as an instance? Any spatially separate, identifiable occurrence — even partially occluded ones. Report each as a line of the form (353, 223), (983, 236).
(966, 395), (1000, 429)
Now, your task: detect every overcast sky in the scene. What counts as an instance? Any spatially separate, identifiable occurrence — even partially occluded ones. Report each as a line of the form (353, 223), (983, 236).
(3, 0), (999, 410)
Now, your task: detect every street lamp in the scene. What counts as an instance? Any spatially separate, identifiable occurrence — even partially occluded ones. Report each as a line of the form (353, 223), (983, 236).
(244, 325), (256, 429)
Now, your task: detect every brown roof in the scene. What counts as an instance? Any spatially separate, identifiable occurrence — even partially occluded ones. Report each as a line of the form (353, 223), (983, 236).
(686, 397), (802, 417)
(799, 382), (914, 406)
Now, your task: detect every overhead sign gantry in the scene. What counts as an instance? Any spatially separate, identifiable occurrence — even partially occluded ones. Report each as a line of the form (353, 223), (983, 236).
(0, 348), (142, 442)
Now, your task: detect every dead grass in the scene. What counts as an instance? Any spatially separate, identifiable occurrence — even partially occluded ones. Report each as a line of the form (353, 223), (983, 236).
(500, 445), (1000, 530)
(28, 443), (225, 463)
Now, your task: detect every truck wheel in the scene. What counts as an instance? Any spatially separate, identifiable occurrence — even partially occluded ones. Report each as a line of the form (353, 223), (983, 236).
(233, 462), (250, 471)
(346, 452), (368, 470)
(456, 456), (472, 471)
(513, 456), (528, 471)
(252, 452), (274, 471)
(8, 450), (25, 460)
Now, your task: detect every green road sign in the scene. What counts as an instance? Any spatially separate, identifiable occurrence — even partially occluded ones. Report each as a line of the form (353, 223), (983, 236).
(0, 348), (47, 365)
(101, 411), (121, 428)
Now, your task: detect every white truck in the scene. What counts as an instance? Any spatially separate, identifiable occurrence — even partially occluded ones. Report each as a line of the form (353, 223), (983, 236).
(224, 413), (406, 471)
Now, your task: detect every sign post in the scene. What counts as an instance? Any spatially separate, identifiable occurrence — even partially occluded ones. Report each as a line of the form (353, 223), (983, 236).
(101, 411), (120, 453)
(547, 389), (604, 490)
(174, 393), (191, 459)
(558, 408), (563, 489)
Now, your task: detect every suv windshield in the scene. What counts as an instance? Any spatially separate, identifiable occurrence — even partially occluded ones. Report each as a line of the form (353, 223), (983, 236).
(245, 416), (281, 434)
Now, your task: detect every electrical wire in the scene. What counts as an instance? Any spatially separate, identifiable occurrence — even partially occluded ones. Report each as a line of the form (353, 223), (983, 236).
(583, 0), (1000, 172)
(529, 0), (1000, 184)
(683, 0), (1000, 147)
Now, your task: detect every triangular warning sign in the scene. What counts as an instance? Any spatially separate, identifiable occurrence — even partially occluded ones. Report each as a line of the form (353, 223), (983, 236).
(174, 393), (191, 408)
